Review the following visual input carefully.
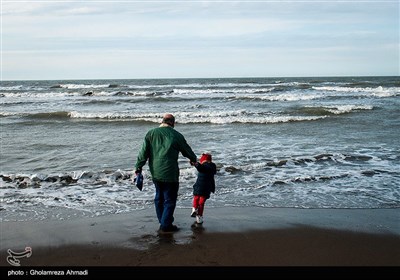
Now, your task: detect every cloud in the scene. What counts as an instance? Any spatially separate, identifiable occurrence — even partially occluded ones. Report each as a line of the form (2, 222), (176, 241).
(2, 1), (399, 79)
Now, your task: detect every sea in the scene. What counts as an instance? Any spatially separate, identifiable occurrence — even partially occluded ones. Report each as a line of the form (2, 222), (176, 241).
(1, 76), (399, 221)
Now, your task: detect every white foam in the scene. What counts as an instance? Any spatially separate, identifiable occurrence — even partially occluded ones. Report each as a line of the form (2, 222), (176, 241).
(313, 85), (400, 97)
(67, 110), (326, 124)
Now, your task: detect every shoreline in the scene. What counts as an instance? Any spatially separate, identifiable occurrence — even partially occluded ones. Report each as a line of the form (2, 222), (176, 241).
(1, 207), (399, 266)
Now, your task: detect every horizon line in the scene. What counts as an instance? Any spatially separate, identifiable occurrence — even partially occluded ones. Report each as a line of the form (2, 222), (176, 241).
(2, 74), (399, 82)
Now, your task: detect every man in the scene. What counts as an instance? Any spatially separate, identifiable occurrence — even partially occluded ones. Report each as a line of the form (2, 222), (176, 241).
(135, 113), (197, 233)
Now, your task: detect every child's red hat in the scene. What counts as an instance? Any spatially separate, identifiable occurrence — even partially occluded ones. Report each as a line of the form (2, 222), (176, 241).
(200, 153), (212, 163)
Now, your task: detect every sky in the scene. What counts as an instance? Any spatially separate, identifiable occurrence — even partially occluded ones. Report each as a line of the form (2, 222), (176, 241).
(1, 0), (399, 80)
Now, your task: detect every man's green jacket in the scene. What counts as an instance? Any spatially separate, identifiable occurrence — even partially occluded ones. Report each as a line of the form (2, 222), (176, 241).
(135, 126), (197, 182)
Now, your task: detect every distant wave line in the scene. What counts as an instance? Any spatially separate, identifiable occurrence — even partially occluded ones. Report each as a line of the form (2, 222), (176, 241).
(2, 105), (374, 122)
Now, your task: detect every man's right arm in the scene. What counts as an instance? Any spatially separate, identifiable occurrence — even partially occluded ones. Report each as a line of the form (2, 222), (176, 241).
(135, 134), (150, 172)
(179, 136), (197, 163)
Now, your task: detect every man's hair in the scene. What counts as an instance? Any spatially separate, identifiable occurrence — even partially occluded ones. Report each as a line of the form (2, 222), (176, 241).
(162, 115), (175, 127)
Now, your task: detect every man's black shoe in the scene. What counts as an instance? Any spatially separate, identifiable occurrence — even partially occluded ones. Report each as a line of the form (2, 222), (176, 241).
(159, 225), (179, 233)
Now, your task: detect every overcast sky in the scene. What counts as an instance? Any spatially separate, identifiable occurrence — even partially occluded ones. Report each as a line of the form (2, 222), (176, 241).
(1, 0), (399, 80)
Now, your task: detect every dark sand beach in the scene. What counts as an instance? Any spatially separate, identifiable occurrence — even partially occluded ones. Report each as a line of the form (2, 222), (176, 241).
(1, 207), (399, 270)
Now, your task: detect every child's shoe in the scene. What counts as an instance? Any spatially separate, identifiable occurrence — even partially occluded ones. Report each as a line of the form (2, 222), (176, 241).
(191, 207), (198, 217)
(196, 215), (203, 224)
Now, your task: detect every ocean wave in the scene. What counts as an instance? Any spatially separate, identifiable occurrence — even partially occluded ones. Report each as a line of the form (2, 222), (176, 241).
(55, 83), (112, 89)
(67, 110), (326, 124)
(2, 85), (398, 103)
(30, 111), (71, 119)
(0, 152), (384, 190)
(2, 101), (374, 123)
(0, 91), (81, 98)
(232, 93), (322, 102)
(0, 111), (71, 120)
(299, 105), (373, 116)
(312, 85), (400, 97)
(0, 85), (24, 91)
(221, 153), (375, 173)
(0, 170), (134, 189)
(8, 106), (371, 123)
(1, 147), (398, 221)
(0, 112), (17, 117)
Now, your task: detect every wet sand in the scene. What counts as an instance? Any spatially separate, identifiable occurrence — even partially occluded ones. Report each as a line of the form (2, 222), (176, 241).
(0, 207), (399, 268)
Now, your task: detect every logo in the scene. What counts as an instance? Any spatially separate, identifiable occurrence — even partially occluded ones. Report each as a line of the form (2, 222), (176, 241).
(7, 247), (32, 266)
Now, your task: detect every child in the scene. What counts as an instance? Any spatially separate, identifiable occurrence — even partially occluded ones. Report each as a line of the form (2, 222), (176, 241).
(191, 153), (217, 224)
